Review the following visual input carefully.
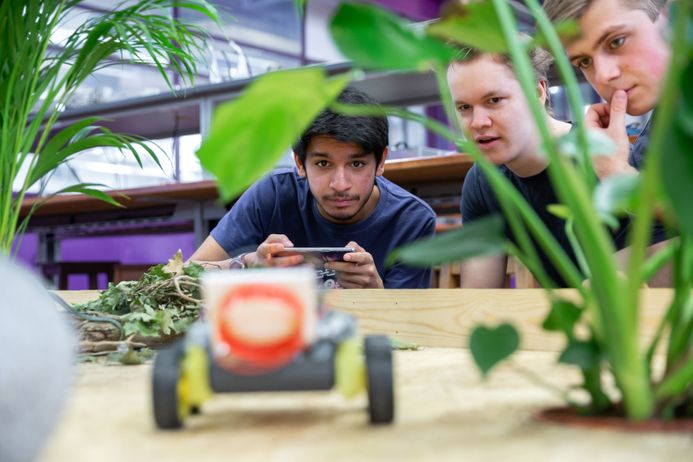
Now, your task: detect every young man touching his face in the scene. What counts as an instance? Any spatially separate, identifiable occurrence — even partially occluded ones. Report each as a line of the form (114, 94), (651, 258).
(544, 0), (672, 286)
(190, 88), (436, 289)
(544, 0), (670, 179)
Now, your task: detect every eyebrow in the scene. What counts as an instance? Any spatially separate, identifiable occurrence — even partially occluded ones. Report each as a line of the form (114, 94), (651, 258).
(455, 91), (499, 105)
(308, 151), (369, 159)
(568, 23), (627, 61)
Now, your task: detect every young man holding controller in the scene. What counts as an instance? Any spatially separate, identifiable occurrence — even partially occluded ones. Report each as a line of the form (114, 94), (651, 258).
(190, 88), (436, 289)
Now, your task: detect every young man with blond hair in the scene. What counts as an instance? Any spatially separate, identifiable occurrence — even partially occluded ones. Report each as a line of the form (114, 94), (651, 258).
(447, 47), (578, 287)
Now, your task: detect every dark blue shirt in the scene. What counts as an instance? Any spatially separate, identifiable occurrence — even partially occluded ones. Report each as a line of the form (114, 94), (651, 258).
(211, 168), (436, 288)
(461, 119), (667, 288)
(461, 164), (579, 287)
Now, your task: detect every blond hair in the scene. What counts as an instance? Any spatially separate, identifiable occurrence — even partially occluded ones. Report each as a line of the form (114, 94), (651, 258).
(544, 0), (668, 23)
(449, 42), (554, 110)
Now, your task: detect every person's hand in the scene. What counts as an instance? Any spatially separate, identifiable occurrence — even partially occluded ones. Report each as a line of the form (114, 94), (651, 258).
(243, 234), (304, 268)
(325, 241), (384, 289)
(585, 90), (637, 180)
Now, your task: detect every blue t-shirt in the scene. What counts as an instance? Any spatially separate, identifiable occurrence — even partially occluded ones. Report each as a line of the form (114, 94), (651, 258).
(211, 168), (436, 288)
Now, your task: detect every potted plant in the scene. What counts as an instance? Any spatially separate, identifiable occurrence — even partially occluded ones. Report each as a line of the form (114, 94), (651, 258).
(195, 0), (692, 423)
(0, 0), (219, 256)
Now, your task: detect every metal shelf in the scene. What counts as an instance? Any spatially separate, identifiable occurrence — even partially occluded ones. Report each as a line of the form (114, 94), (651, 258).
(41, 62), (440, 141)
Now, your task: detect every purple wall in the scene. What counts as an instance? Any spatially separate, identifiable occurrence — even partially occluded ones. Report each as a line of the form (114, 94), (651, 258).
(15, 232), (197, 290)
(372, 0), (444, 20)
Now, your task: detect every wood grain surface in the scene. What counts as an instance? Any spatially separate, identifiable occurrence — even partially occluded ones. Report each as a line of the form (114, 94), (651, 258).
(58, 289), (675, 350)
(44, 289), (691, 461)
(41, 349), (691, 462)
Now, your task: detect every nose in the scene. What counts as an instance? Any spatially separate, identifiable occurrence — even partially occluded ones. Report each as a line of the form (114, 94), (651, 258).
(329, 167), (351, 192)
(592, 54), (621, 88)
(468, 108), (492, 131)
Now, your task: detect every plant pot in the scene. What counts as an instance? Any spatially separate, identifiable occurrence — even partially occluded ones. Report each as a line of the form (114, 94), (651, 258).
(534, 406), (693, 433)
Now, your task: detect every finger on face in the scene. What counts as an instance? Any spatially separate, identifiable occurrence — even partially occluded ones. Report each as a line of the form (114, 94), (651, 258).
(608, 90), (627, 124)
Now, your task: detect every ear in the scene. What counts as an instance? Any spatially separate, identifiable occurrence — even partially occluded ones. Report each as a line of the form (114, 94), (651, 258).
(293, 152), (306, 177)
(375, 147), (388, 176)
(537, 80), (548, 107)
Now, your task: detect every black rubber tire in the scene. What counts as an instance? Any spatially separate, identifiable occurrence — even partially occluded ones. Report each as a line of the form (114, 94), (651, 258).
(364, 335), (394, 424)
(152, 341), (185, 429)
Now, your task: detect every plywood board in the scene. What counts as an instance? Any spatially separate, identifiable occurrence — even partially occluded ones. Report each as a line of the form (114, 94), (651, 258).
(40, 349), (692, 462)
(57, 289), (675, 350)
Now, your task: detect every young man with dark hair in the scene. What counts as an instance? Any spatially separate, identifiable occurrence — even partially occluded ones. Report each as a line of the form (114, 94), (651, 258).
(544, 0), (672, 286)
(190, 87), (436, 289)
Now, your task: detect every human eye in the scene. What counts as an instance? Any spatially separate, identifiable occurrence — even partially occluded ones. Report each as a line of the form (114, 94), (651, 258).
(456, 103), (471, 113)
(315, 160), (329, 167)
(572, 56), (592, 70)
(488, 97), (503, 105)
(608, 35), (625, 50)
(352, 160), (367, 168)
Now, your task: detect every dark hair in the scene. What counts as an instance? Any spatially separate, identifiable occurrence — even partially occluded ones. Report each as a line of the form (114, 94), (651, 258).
(293, 87), (389, 166)
(544, 0), (667, 23)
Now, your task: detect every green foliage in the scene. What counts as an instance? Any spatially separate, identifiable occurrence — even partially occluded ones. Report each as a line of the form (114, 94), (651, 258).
(530, 20), (580, 49)
(593, 175), (640, 219)
(195, 0), (693, 420)
(469, 324), (519, 377)
(554, 129), (614, 159)
(428, 1), (507, 53)
(542, 300), (583, 337)
(386, 214), (506, 267)
(661, 115), (693, 234)
(197, 68), (350, 202)
(0, 0), (218, 255)
(330, 3), (457, 71)
(74, 251), (203, 339)
(558, 338), (601, 370)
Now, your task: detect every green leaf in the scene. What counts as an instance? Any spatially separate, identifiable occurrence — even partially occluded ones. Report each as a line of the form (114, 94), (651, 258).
(558, 338), (600, 370)
(156, 310), (174, 336)
(593, 174), (640, 217)
(147, 264), (169, 280)
(51, 183), (123, 208)
(184, 262), (205, 278)
(293, 0), (307, 16)
(197, 68), (350, 202)
(546, 204), (570, 220)
(680, 62), (693, 135)
(330, 2), (456, 71)
(555, 129), (615, 158)
(661, 114), (693, 234)
(469, 323), (519, 377)
(387, 214), (506, 267)
(530, 20), (580, 49)
(428, 1), (508, 53)
(542, 299), (582, 336)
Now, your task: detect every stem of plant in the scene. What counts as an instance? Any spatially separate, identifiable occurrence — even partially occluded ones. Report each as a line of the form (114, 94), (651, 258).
(495, 0), (652, 419)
